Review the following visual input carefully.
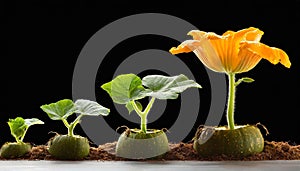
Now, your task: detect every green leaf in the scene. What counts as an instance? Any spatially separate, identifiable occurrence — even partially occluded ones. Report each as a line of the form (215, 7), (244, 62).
(101, 81), (112, 95)
(101, 73), (148, 104)
(235, 77), (255, 86)
(125, 102), (134, 114)
(125, 101), (143, 114)
(142, 74), (202, 100)
(241, 77), (254, 83)
(40, 99), (76, 120)
(7, 117), (26, 142)
(24, 118), (44, 127)
(74, 99), (110, 116)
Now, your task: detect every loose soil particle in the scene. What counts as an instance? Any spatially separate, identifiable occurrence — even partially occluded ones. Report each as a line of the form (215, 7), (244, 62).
(1, 141), (300, 161)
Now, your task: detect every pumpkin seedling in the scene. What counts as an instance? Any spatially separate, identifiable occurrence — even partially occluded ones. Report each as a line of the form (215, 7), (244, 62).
(40, 99), (110, 160)
(101, 73), (201, 159)
(0, 117), (44, 159)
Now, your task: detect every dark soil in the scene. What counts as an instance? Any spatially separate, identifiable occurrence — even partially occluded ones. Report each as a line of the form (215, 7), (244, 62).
(1, 141), (300, 161)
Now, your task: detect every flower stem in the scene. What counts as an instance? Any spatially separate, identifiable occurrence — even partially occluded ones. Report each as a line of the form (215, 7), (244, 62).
(226, 73), (236, 130)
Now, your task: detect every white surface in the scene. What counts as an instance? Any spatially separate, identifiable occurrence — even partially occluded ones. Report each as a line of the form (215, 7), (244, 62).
(0, 160), (300, 171)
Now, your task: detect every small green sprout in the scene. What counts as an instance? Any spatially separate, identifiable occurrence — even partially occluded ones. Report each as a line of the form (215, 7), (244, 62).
(40, 98), (110, 160)
(0, 117), (44, 158)
(40, 98), (110, 137)
(8, 117), (44, 143)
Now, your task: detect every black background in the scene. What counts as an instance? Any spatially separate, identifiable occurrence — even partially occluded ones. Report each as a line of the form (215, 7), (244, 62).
(3, 1), (300, 146)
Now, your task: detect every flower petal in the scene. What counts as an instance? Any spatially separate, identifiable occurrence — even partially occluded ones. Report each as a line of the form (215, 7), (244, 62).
(235, 46), (262, 73)
(187, 30), (207, 40)
(212, 27), (264, 73)
(226, 27), (263, 42)
(245, 28), (264, 42)
(169, 44), (192, 54)
(169, 39), (224, 72)
(188, 30), (222, 40)
(240, 42), (291, 68)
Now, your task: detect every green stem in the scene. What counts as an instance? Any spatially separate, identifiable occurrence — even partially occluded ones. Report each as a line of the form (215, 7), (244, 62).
(68, 115), (83, 137)
(140, 114), (147, 134)
(15, 135), (22, 144)
(68, 124), (75, 137)
(226, 73), (236, 130)
(62, 119), (70, 128)
(61, 119), (73, 136)
(19, 127), (28, 143)
(131, 97), (156, 133)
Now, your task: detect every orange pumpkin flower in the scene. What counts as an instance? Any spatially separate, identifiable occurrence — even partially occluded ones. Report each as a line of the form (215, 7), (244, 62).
(170, 27), (291, 130)
(169, 27), (291, 73)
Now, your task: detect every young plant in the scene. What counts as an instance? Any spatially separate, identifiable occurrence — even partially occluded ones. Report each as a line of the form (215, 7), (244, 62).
(101, 73), (201, 159)
(40, 98), (110, 160)
(0, 117), (44, 159)
(170, 27), (291, 157)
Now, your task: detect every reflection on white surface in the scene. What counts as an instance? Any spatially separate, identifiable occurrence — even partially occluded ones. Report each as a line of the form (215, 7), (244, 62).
(0, 160), (300, 171)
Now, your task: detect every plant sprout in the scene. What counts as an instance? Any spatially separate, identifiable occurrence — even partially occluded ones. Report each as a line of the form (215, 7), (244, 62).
(101, 73), (201, 133)
(8, 117), (44, 143)
(40, 99), (110, 137)
(0, 117), (44, 159)
(40, 98), (110, 160)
